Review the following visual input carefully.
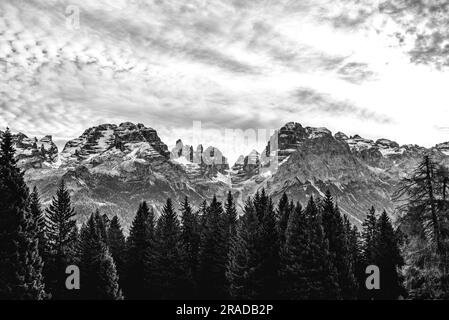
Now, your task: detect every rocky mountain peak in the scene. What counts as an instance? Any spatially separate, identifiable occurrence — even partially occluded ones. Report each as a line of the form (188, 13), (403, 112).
(376, 138), (400, 149)
(233, 155), (245, 168)
(305, 127), (332, 139)
(231, 149), (262, 184)
(264, 122), (337, 165)
(334, 132), (349, 140)
(118, 122), (138, 130)
(60, 122), (169, 167)
(332, 133), (405, 157)
(0, 130), (58, 169)
(345, 134), (375, 152)
(283, 122), (304, 131)
(170, 140), (229, 178)
(243, 149), (260, 169)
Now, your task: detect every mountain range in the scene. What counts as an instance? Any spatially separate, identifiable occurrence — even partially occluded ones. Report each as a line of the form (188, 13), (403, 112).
(2, 122), (449, 230)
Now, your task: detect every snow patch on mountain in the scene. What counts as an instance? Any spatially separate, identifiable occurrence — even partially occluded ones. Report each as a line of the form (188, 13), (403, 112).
(309, 179), (326, 197)
(213, 172), (232, 185)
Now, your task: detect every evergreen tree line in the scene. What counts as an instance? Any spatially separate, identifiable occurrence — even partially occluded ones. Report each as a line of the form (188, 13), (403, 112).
(0, 128), (409, 300)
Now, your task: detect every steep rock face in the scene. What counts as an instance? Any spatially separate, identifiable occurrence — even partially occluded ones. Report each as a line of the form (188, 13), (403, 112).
(232, 155), (245, 171)
(243, 150), (260, 174)
(170, 139), (229, 179)
(261, 133), (394, 226)
(260, 122), (337, 166)
(230, 123), (449, 227)
(60, 123), (169, 168)
(231, 150), (260, 185)
(0, 130), (58, 169)
(232, 129), (373, 225)
(334, 132), (349, 140)
(270, 122), (309, 163)
(23, 123), (229, 230)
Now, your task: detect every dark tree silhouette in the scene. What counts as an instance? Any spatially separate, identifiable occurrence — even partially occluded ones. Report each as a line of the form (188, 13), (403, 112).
(180, 197), (201, 297)
(125, 201), (154, 299)
(0, 129), (47, 300)
(321, 191), (357, 299)
(150, 198), (187, 299)
(280, 202), (309, 299)
(29, 186), (48, 263)
(107, 216), (127, 288)
(227, 198), (260, 299)
(374, 211), (404, 300)
(79, 212), (122, 300)
(277, 193), (293, 249)
(303, 196), (339, 299)
(45, 180), (78, 299)
(198, 196), (228, 299)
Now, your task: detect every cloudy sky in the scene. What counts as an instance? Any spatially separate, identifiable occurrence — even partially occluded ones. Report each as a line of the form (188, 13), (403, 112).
(1, 0), (449, 163)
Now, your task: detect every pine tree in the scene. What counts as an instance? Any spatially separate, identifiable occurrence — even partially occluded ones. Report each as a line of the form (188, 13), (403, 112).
(107, 216), (126, 289)
(254, 189), (280, 299)
(0, 128), (47, 299)
(226, 224), (250, 299)
(359, 206), (379, 299)
(79, 212), (122, 300)
(10, 202), (48, 300)
(180, 197), (201, 297)
(198, 196), (228, 299)
(226, 198), (259, 299)
(0, 128), (15, 164)
(125, 201), (154, 299)
(362, 206), (378, 265)
(227, 191), (280, 300)
(150, 198), (187, 299)
(343, 215), (362, 296)
(373, 210), (404, 300)
(45, 180), (78, 299)
(277, 193), (292, 248)
(224, 191), (238, 247)
(395, 156), (443, 251)
(199, 200), (208, 228)
(321, 191), (357, 299)
(279, 203), (309, 299)
(395, 156), (449, 298)
(303, 196), (340, 299)
(96, 211), (109, 244)
(29, 186), (48, 262)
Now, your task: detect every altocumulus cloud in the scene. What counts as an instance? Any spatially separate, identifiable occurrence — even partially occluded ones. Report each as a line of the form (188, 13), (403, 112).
(1, 0), (449, 162)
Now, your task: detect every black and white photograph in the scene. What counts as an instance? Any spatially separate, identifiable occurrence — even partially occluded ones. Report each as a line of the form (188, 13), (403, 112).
(1, 0), (449, 308)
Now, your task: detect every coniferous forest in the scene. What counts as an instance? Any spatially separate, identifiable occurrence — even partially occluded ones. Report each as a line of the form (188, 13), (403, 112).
(1, 128), (449, 300)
